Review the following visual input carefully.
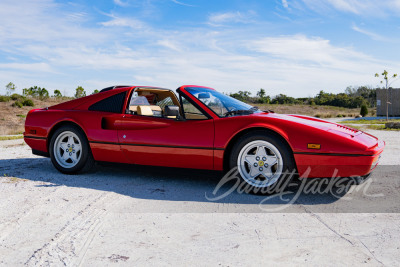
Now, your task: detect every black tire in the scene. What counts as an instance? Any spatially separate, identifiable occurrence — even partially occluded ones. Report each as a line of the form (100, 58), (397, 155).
(49, 125), (94, 174)
(352, 172), (372, 185)
(229, 131), (297, 195)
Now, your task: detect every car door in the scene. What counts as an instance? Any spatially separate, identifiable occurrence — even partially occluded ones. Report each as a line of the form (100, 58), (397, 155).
(116, 115), (214, 169)
(114, 90), (215, 170)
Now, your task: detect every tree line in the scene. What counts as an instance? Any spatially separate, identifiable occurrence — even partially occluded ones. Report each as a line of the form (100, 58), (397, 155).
(4, 82), (99, 99)
(1, 82), (100, 108)
(229, 86), (377, 109)
(1, 82), (383, 110)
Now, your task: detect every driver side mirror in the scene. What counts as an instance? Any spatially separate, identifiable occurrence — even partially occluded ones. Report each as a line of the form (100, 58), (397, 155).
(164, 105), (181, 119)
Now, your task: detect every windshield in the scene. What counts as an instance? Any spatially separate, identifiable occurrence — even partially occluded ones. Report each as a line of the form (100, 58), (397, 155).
(185, 87), (259, 117)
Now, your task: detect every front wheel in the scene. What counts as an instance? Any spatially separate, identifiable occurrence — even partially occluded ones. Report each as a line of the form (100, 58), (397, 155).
(229, 132), (296, 194)
(49, 125), (94, 174)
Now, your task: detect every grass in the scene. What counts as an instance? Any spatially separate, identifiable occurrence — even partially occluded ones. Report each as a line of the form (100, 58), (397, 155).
(0, 135), (24, 141)
(341, 119), (400, 131)
(0, 96), (66, 135)
(339, 124), (400, 131)
(341, 119), (400, 125)
(366, 125), (400, 131)
(254, 103), (364, 118)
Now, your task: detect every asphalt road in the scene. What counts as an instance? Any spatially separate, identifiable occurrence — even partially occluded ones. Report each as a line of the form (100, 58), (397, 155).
(0, 129), (399, 266)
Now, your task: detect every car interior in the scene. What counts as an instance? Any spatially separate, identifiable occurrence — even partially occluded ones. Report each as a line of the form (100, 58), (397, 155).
(127, 88), (208, 120)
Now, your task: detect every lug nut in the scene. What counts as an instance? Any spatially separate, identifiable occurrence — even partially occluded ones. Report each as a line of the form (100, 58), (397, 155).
(259, 167), (263, 171)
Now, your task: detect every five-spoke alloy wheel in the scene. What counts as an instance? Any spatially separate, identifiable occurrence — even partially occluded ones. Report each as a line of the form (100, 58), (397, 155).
(237, 140), (284, 188)
(230, 131), (296, 194)
(49, 125), (94, 174)
(54, 131), (82, 169)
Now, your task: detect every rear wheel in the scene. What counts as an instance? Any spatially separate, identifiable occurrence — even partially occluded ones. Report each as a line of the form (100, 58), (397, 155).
(229, 131), (296, 194)
(49, 125), (94, 174)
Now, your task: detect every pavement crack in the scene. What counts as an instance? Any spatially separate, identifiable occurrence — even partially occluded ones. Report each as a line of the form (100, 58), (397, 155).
(254, 229), (261, 245)
(301, 206), (354, 246)
(357, 237), (384, 265)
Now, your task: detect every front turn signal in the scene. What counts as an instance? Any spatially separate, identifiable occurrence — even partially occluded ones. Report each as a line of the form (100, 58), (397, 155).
(307, 143), (321, 149)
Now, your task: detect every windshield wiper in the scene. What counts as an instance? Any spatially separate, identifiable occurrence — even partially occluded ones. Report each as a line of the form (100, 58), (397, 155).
(224, 109), (254, 117)
(224, 106), (260, 117)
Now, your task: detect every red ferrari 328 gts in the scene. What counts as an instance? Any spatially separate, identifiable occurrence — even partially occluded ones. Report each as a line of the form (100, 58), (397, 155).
(24, 85), (384, 191)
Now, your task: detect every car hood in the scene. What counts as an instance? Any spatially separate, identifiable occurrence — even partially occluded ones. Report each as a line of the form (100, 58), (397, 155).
(266, 112), (380, 149)
(265, 113), (361, 136)
(252, 112), (379, 149)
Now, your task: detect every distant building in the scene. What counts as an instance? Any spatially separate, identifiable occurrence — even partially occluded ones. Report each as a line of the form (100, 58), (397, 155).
(376, 88), (400, 117)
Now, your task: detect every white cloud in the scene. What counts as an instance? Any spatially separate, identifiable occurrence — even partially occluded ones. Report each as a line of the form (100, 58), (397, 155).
(351, 24), (388, 41)
(66, 12), (88, 22)
(282, 0), (289, 8)
(301, 0), (400, 16)
(0, 0), (106, 45)
(170, 0), (195, 7)
(100, 16), (145, 29)
(249, 35), (374, 67)
(114, 0), (128, 7)
(0, 63), (53, 73)
(157, 40), (181, 51)
(208, 11), (256, 26)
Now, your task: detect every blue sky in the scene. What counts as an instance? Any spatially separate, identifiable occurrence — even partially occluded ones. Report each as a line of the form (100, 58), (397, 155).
(1, 0), (400, 97)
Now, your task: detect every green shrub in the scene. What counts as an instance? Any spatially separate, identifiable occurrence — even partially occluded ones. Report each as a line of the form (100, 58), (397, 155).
(360, 104), (368, 117)
(10, 93), (25, 101)
(12, 101), (23, 108)
(22, 99), (34, 107)
(0, 95), (10, 102)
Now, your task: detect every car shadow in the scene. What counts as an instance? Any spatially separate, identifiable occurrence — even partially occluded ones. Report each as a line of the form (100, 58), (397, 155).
(0, 157), (365, 209)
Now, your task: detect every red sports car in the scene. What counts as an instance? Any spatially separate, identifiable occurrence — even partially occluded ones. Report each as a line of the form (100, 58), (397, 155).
(24, 85), (384, 191)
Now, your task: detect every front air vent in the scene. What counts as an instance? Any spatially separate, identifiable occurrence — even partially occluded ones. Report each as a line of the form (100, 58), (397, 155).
(336, 124), (359, 133)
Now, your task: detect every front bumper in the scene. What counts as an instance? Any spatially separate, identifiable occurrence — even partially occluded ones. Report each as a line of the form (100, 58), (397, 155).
(295, 140), (385, 178)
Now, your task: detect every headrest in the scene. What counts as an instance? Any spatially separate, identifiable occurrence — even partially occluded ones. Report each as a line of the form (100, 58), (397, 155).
(137, 105), (153, 116)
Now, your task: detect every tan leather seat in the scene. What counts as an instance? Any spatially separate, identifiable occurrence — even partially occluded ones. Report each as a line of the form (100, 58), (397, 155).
(137, 105), (154, 116)
(150, 106), (162, 112)
(130, 105), (162, 113)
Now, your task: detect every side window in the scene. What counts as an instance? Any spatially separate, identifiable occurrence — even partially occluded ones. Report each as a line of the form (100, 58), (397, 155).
(89, 92), (126, 113)
(157, 97), (174, 110)
(130, 96), (150, 105)
(181, 95), (208, 120)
